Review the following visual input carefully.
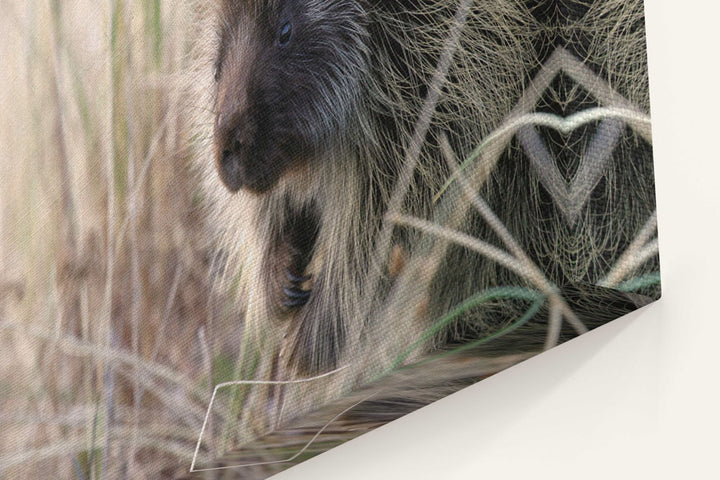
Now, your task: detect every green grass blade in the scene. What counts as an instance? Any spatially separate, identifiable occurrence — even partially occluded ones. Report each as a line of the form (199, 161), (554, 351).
(616, 272), (662, 292)
(389, 286), (544, 370)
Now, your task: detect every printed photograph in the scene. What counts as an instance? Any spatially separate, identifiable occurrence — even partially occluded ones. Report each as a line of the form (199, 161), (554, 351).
(0, 1), (659, 478)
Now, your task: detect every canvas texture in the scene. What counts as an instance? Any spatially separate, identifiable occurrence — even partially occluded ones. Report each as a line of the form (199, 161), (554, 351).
(0, 1), (658, 479)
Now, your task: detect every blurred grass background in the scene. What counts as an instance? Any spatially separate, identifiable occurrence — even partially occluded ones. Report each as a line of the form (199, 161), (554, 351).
(0, 1), (239, 477)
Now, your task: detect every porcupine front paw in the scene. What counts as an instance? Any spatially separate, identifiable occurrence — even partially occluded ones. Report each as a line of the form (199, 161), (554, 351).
(283, 269), (312, 308)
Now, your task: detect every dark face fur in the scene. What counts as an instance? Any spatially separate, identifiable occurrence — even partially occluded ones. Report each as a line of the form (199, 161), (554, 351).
(213, 0), (369, 194)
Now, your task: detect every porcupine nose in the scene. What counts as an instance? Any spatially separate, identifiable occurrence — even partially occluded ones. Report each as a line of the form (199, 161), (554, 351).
(215, 109), (254, 192)
(219, 137), (246, 192)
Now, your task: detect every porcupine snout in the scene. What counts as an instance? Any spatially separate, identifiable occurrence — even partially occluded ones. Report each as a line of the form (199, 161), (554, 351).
(212, 37), (292, 197)
(212, 65), (309, 195)
(215, 111), (254, 193)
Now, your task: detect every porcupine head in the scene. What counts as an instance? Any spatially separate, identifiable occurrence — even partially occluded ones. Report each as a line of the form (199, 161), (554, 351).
(206, 0), (387, 380)
(199, 0), (538, 380)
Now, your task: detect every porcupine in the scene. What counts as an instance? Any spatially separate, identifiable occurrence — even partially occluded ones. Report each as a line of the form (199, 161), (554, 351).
(186, 0), (657, 467)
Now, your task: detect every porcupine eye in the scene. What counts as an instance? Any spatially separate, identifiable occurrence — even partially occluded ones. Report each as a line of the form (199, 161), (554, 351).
(278, 21), (293, 46)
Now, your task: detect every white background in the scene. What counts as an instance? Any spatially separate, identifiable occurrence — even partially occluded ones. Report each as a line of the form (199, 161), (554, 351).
(276, 1), (720, 478)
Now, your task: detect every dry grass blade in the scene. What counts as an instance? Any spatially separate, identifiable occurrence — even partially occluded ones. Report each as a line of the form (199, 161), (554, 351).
(191, 367), (349, 472)
(361, 0), (476, 323)
(599, 212), (659, 287)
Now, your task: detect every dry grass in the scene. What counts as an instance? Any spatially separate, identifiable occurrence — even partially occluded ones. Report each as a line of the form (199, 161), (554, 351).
(0, 1), (237, 478)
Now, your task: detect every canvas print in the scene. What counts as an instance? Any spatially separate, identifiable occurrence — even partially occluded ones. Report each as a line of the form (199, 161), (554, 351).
(0, 1), (659, 479)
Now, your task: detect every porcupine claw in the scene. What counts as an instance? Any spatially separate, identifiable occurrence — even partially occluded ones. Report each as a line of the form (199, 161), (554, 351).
(286, 270), (312, 284)
(284, 268), (312, 308)
(283, 286), (312, 308)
